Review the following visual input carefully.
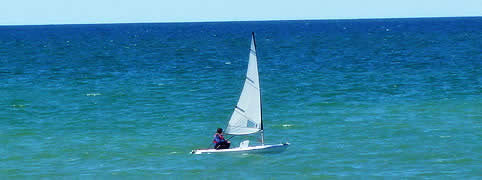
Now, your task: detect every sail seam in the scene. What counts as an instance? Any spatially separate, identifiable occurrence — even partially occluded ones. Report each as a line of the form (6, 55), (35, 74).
(234, 108), (251, 120)
(235, 106), (245, 113)
(246, 77), (255, 84)
(245, 81), (259, 89)
(225, 127), (261, 135)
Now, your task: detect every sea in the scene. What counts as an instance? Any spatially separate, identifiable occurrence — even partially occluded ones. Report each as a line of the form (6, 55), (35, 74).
(0, 17), (481, 179)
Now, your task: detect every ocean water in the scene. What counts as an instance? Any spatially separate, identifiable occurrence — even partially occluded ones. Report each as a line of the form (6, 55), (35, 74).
(1, 17), (481, 178)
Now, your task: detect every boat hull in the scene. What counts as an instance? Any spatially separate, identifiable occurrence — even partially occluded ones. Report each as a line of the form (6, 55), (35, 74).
(191, 143), (289, 154)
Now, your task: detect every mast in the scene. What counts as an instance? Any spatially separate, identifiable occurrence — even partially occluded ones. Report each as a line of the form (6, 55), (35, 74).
(252, 32), (264, 145)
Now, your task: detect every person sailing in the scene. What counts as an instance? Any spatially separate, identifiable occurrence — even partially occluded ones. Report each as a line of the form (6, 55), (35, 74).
(213, 128), (230, 149)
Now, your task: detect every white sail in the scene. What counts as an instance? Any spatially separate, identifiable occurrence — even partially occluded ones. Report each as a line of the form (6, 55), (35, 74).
(225, 33), (263, 135)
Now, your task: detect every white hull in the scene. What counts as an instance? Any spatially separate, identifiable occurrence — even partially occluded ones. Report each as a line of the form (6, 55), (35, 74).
(191, 143), (289, 154)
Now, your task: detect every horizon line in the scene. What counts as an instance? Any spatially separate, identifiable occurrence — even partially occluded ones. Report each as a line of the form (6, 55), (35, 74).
(1, 15), (480, 26)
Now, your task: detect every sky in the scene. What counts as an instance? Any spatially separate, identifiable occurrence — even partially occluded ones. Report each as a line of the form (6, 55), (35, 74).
(1, 0), (481, 25)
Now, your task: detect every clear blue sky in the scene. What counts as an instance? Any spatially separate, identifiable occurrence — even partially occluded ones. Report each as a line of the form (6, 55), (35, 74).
(1, 0), (481, 25)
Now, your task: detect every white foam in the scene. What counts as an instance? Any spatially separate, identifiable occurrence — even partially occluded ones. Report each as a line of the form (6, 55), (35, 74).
(282, 124), (293, 127)
(68, 158), (80, 162)
(11, 104), (25, 108)
(86, 93), (102, 96)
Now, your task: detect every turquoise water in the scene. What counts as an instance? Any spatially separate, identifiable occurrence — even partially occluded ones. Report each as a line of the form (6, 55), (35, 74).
(1, 17), (481, 178)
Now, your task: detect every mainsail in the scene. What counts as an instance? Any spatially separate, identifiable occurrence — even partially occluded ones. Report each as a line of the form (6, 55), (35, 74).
(225, 33), (263, 135)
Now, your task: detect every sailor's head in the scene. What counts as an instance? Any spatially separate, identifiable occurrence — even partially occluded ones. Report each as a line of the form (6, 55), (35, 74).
(217, 128), (223, 134)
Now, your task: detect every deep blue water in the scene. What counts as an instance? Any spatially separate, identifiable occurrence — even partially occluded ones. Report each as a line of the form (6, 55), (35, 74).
(1, 17), (481, 178)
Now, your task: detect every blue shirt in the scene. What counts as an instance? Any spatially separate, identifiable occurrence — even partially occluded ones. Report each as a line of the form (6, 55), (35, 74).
(213, 133), (225, 144)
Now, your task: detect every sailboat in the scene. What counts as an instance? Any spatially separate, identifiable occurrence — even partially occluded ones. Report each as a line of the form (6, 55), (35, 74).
(191, 32), (289, 154)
